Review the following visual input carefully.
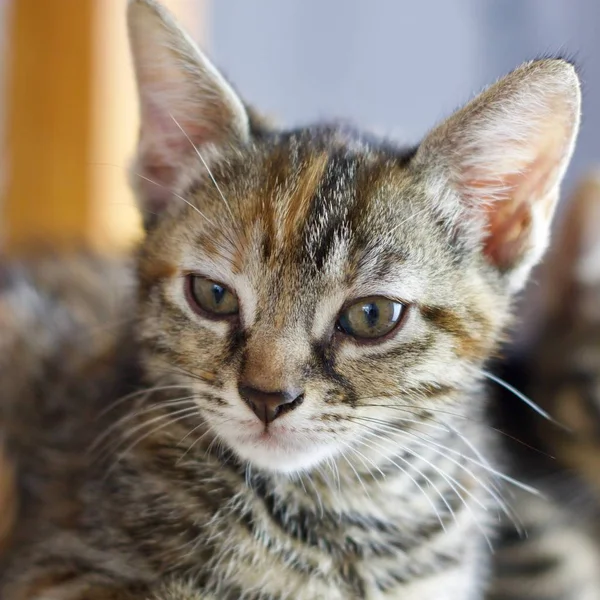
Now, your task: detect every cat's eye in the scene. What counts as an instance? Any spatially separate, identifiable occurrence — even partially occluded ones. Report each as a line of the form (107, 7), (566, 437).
(186, 275), (239, 318)
(336, 296), (405, 340)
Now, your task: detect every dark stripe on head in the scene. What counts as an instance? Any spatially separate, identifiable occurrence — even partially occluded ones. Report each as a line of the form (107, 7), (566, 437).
(302, 152), (358, 271)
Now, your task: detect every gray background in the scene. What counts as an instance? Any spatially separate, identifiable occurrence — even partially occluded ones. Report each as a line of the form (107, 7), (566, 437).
(210, 0), (600, 195)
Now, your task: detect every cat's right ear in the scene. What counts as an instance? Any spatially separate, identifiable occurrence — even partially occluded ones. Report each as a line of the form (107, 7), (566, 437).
(127, 0), (250, 224)
(414, 59), (581, 292)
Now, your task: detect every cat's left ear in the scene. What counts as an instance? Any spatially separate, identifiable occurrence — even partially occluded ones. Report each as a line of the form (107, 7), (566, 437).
(127, 0), (250, 221)
(414, 59), (581, 291)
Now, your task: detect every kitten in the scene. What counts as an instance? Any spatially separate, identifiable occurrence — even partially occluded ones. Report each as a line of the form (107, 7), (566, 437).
(0, 0), (581, 598)
(487, 174), (600, 600)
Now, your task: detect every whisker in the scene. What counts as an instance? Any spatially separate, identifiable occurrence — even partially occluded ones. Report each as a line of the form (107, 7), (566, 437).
(352, 417), (486, 512)
(303, 472), (325, 519)
(178, 415), (237, 466)
(133, 170), (217, 227)
(90, 396), (197, 455)
(97, 383), (194, 418)
(353, 437), (448, 531)
(337, 449), (372, 501)
(386, 206), (431, 236)
(355, 418), (526, 535)
(103, 407), (200, 478)
(480, 369), (567, 430)
(105, 405), (198, 455)
(358, 421), (495, 550)
(169, 114), (237, 225)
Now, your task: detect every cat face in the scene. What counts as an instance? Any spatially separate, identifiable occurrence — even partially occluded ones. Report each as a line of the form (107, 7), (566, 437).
(127, 0), (580, 473)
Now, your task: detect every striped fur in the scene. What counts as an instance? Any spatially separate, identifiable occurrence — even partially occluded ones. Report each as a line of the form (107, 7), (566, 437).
(0, 1), (581, 598)
(488, 174), (600, 600)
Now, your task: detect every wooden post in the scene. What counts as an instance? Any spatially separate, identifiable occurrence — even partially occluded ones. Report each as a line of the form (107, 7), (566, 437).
(3, 0), (94, 253)
(2, 0), (203, 254)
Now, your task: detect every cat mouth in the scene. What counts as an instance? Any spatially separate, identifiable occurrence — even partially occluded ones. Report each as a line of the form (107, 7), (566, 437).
(211, 417), (333, 472)
(239, 422), (294, 446)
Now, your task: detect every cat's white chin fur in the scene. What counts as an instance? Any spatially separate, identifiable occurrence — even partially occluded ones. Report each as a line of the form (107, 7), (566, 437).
(212, 420), (338, 473)
(232, 438), (335, 474)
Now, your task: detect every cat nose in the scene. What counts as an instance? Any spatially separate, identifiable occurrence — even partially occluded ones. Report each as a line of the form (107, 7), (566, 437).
(238, 385), (304, 425)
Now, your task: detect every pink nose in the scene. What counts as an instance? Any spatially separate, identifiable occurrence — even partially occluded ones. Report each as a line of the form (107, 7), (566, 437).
(238, 386), (304, 425)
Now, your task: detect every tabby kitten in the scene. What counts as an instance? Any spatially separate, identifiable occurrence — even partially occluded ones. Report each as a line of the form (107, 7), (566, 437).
(488, 174), (600, 600)
(0, 0), (581, 598)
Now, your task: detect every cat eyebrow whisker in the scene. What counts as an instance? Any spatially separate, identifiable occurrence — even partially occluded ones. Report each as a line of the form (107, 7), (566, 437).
(169, 113), (237, 225)
(386, 206), (431, 237)
(132, 170), (218, 227)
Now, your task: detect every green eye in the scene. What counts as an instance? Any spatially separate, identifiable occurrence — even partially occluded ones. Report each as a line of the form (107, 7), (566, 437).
(337, 296), (405, 340)
(186, 275), (239, 318)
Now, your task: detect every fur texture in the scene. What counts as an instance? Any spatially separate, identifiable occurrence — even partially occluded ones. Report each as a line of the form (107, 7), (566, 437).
(0, 1), (581, 598)
(488, 173), (600, 600)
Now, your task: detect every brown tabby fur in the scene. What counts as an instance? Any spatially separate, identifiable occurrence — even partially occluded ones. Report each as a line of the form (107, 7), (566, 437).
(0, 1), (581, 598)
(488, 174), (600, 600)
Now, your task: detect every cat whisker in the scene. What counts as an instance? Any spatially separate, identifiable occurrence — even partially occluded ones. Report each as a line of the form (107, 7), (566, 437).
(132, 170), (217, 227)
(351, 417), (487, 511)
(338, 440), (386, 487)
(314, 463), (337, 501)
(357, 398), (480, 424)
(359, 401), (550, 454)
(97, 383), (194, 418)
(356, 420), (497, 549)
(169, 114), (237, 226)
(90, 395), (198, 456)
(156, 363), (219, 386)
(355, 414), (519, 496)
(479, 369), (568, 431)
(326, 455), (342, 492)
(245, 462), (252, 489)
(352, 417), (526, 536)
(352, 437), (449, 531)
(337, 449), (372, 501)
(103, 407), (201, 479)
(178, 415), (237, 465)
(386, 206), (431, 236)
(304, 471), (325, 519)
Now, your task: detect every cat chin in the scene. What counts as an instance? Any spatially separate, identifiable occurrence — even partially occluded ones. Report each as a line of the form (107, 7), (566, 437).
(223, 433), (336, 474)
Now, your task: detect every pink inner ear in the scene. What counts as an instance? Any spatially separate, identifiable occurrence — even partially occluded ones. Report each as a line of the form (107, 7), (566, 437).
(141, 98), (216, 161)
(464, 145), (563, 271)
(483, 199), (532, 271)
(135, 161), (178, 216)
(135, 99), (216, 214)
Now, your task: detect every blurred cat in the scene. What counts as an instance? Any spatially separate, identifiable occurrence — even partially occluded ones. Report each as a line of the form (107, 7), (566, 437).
(488, 173), (600, 600)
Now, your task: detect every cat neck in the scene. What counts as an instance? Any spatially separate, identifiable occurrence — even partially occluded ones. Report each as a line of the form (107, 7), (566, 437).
(110, 396), (492, 585)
